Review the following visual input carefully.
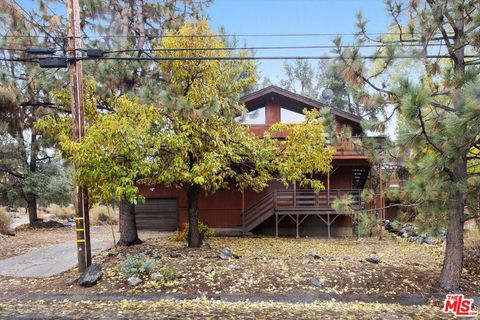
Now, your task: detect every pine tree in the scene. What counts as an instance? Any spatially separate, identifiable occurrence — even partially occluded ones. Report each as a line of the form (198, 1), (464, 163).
(335, 0), (480, 290)
(278, 59), (382, 118)
(0, 0), (210, 227)
(0, 1), (72, 224)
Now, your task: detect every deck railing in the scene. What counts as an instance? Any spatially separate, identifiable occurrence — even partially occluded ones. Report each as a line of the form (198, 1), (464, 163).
(274, 189), (361, 209)
(243, 188), (362, 233)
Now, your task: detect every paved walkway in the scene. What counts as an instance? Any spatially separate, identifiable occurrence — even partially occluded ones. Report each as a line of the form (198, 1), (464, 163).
(10, 216), (30, 229)
(0, 240), (113, 277)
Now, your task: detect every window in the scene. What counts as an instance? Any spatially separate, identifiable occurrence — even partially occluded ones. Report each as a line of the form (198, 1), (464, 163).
(280, 107), (305, 124)
(237, 107), (266, 124)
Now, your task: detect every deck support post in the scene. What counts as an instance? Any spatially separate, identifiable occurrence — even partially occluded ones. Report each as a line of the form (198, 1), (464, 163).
(275, 212), (278, 238)
(327, 212), (331, 240)
(327, 172), (331, 206)
(296, 214), (299, 238)
(241, 189), (245, 235)
(293, 183), (296, 207)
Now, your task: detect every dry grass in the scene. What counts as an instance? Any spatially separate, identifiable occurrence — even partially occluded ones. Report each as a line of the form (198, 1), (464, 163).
(90, 205), (118, 225)
(45, 203), (118, 225)
(0, 207), (12, 235)
(464, 223), (480, 275)
(47, 204), (75, 220)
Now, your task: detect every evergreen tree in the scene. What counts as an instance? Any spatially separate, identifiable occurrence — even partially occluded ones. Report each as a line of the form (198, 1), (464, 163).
(0, 0), (210, 225)
(335, 0), (480, 290)
(278, 59), (381, 119)
(0, 1), (71, 224)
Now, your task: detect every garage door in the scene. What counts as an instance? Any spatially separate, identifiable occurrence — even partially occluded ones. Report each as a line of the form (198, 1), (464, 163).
(135, 199), (178, 231)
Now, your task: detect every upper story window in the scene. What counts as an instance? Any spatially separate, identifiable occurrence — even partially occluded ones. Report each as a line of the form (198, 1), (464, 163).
(280, 107), (305, 124)
(237, 107), (266, 124)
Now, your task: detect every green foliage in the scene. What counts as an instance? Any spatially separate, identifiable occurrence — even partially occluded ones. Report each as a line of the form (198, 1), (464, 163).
(162, 268), (180, 282)
(266, 109), (334, 191)
(332, 195), (378, 237)
(80, 0), (210, 101)
(159, 20), (256, 110)
(0, 0), (210, 220)
(278, 59), (379, 118)
(357, 212), (379, 237)
(361, 188), (375, 204)
(37, 21), (333, 248)
(119, 253), (155, 278)
(170, 221), (215, 242)
(38, 87), (163, 205)
(331, 195), (355, 216)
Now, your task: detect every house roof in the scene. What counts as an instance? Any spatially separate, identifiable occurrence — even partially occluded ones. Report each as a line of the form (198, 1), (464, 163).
(239, 85), (363, 130)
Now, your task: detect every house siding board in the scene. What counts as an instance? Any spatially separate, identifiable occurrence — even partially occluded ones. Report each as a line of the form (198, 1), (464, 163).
(135, 198), (178, 231)
(265, 101), (281, 124)
(137, 165), (365, 231)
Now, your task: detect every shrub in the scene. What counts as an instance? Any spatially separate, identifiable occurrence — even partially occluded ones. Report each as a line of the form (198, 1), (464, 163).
(162, 268), (180, 281)
(48, 204), (75, 220)
(90, 205), (118, 225)
(357, 212), (379, 237)
(170, 220), (215, 242)
(331, 195), (355, 215)
(119, 253), (155, 278)
(0, 207), (12, 235)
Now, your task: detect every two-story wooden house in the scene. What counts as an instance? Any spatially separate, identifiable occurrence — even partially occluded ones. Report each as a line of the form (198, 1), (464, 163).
(135, 85), (373, 237)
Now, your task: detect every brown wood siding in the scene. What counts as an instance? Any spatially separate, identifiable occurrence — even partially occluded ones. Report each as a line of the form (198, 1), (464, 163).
(265, 101), (281, 124)
(136, 161), (371, 230)
(135, 198), (178, 231)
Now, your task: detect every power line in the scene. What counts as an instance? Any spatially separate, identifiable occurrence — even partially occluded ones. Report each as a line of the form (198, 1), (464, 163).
(102, 42), (446, 54)
(0, 31), (453, 40)
(79, 54), (480, 61)
(2, 53), (480, 64)
(0, 41), (449, 54)
(78, 32), (449, 39)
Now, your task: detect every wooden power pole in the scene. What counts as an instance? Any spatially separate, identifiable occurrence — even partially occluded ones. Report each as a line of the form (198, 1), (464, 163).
(66, 0), (91, 272)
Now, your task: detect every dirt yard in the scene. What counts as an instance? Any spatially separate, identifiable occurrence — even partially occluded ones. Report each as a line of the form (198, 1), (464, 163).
(0, 228), (478, 319)
(0, 225), (118, 259)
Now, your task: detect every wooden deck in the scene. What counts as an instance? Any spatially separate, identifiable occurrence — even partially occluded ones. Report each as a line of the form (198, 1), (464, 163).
(242, 189), (362, 238)
(275, 189), (361, 209)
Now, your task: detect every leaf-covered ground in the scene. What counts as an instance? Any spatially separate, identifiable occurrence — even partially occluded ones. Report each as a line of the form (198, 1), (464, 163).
(0, 232), (478, 319)
(0, 298), (448, 319)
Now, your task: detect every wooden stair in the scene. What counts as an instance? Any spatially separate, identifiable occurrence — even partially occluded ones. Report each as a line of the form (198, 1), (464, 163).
(242, 192), (275, 232)
(352, 167), (369, 190)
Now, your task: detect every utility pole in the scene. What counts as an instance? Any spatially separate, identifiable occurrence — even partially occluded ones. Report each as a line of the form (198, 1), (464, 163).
(66, 0), (91, 272)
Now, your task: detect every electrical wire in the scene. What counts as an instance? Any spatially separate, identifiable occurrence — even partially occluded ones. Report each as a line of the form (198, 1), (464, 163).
(0, 31), (454, 40)
(2, 53), (480, 64)
(78, 54), (480, 61)
(101, 42), (447, 54)
(0, 41), (453, 54)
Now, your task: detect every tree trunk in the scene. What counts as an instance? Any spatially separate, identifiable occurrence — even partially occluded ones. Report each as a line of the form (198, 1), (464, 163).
(438, 8), (467, 291)
(27, 132), (39, 225)
(26, 192), (38, 225)
(187, 185), (202, 248)
(439, 158), (466, 291)
(117, 200), (142, 246)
